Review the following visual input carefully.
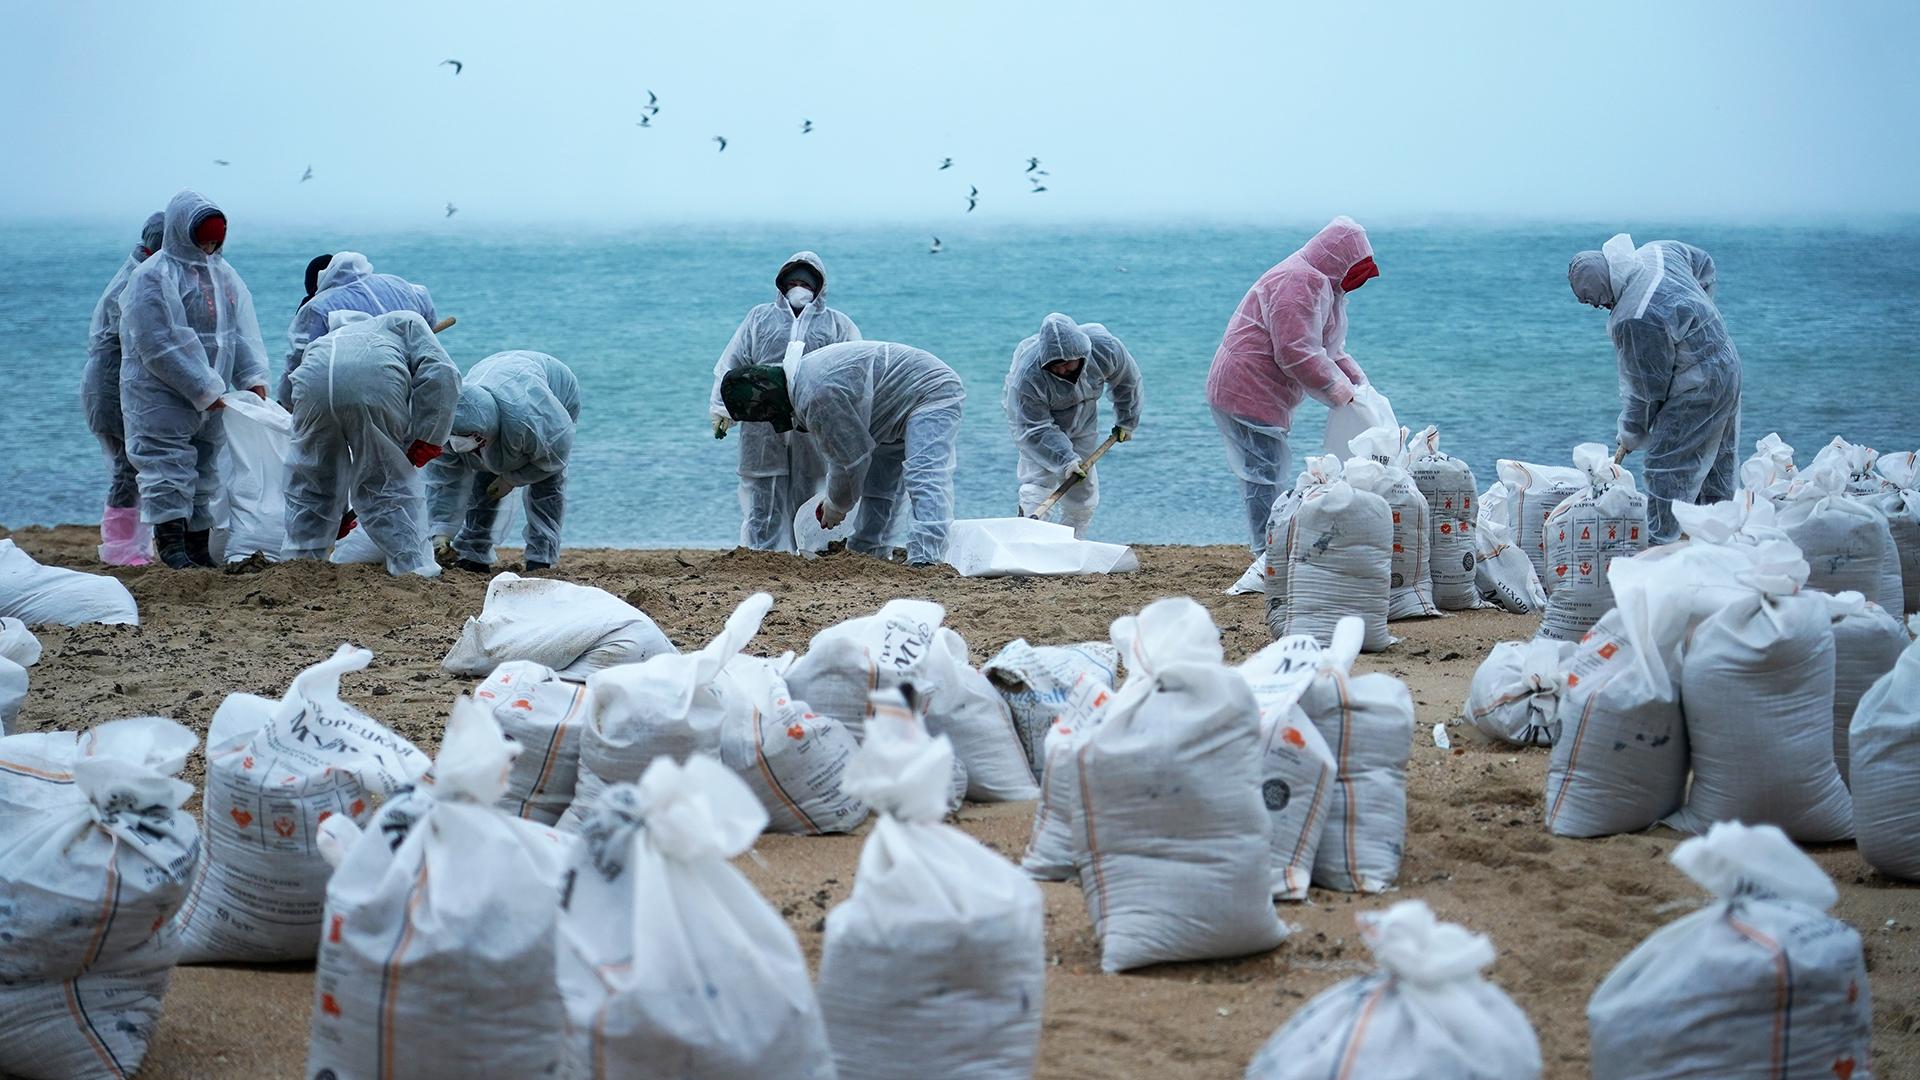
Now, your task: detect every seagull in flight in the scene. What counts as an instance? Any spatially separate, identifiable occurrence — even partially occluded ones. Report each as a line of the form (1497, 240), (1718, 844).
(712, 136), (728, 152)
(647, 89), (658, 108)
(938, 157), (953, 170)
(445, 202), (458, 218)
(213, 159), (230, 166)
(1030, 185), (1048, 194)
(440, 59), (463, 75)
(966, 186), (978, 213)
(635, 115), (652, 128)
(300, 164), (313, 183)
(800, 119), (813, 134)
(1025, 157), (1040, 172)
(929, 237), (943, 254)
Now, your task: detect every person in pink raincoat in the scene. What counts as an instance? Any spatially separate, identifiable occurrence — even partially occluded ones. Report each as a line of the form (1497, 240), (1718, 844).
(1205, 216), (1379, 552)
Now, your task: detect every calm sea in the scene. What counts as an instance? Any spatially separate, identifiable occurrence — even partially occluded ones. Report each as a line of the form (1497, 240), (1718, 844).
(2, 220), (1915, 547)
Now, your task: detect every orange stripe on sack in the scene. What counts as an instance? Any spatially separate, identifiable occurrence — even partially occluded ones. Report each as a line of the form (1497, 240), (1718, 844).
(1543, 661), (1627, 827)
(63, 979), (126, 1078)
(524, 683), (587, 817)
(1335, 675), (1363, 888)
(1334, 984), (1390, 1080)
(752, 704), (817, 832)
(1076, 744), (1110, 925)
(1728, 913), (1790, 1076)
(380, 863), (431, 1080)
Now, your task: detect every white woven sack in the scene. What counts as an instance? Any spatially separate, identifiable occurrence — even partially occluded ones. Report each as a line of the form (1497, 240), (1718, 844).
(1019, 674), (1113, 881)
(0, 718), (200, 1080)
(1543, 610), (1687, 837)
(557, 759), (834, 1080)
(1738, 431), (1797, 500)
(1473, 511), (1545, 614)
(1074, 598), (1287, 970)
(0, 655), (23, 735)
(1496, 459), (1586, 597)
(1777, 464), (1905, 615)
(1809, 435), (1882, 497)
(818, 715), (1046, 1079)
(719, 655), (869, 835)
(1464, 638), (1574, 748)
(1247, 901), (1542, 1080)
(1850, 621), (1920, 879)
(0, 538), (139, 626)
(1588, 823), (1873, 1080)
(1299, 617), (1414, 892)
(472, 660), (590, 825)
(217, 391), (291, 562)
(981, 638), (1121, 778)
(1870, 449), (1919, 615)
(1238, 633), (1336, 900)
(1821, 592), (1908, 784)
(1347, 427), (1438, 620)
(1405, 426), (1482, 611)
(925, 628), (1039, 801)
(308, 698), (570, 1080)
(1537, 443), (1649, 642)
(175, 645), (430, 963)
(1264, 455), (1393, 651)
(441, 572), (676, 679)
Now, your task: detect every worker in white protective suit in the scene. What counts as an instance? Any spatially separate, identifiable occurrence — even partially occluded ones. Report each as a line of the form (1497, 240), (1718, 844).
(721, 341), (964, 566)
(709, 251), (861, 551)
(427, 351), (581, 573)
(282, 251), (437, 407)
(80, 210), (165, 565)
(1568, 234), (1742, 544)
(1002, 313), (1143, 538)
(283, 311), (461, 576)
(118, 190), (271, 570)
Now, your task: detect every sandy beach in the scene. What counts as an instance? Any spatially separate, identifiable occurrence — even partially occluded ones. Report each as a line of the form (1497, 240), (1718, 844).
(3, 523), (1915, 1079)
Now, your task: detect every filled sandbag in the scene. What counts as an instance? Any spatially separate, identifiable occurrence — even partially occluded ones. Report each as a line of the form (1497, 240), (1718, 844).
(1473, 510), (1545, 614)
(1264, 455), (1393, 651)
(174, 645), (430, 964)
(471, 660), (590, 825)
(1405, 426), (1482, 611)
(1850, 621), (1920, 879)
(565, 593), (773, 832)
(1226, 552), (1267, 595)
(1346, 426), (1439, 620)
(1667, 542), (1853, 841)
(1776, 463), (1905, 616)
(0, 616), (43, 666)
(1870, 449), (1920, 615)
(1495, 459), (1586, 596)
(1247, 900), (1542, 1080)
(981, 637), (1121, 778)
(1298, 616), (1414, 892)
(0, 538), (138, 627)
(0, 655), (24, 735)
(328, 518), (439, 577)
(720, 654), (869, 835)
(557, 759), (834, 1079)
(1074, 598), (1288, 970)
(1464, 638), (1574, 748)
(1737, 431), (1797, 499)
(818, 711), (1045, 1079)
(1588, 822), (1873, 1080)
(1019, 673), (1115, 881)
(1822, 591), (1908, 784)
(307, 698), (570, 1080)
(1237, 633), (1337, 900)
(1321, 383), (1397, 461)
(0, 717), (200, 1080)
(441, 572), (676, 679)
(1537, 443), (1649, 642)
(1543, 609), (1687, 838)
(216, 390), (292, 562)
(1809, 435), (1882, 497)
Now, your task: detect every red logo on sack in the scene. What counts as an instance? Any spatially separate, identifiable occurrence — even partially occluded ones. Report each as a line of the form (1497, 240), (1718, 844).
(1555, 564), (1569, 578)
(1392, 511), (1401, 524)
(786, 724), (807, 740)
(321, 993), (343, 1018)
(1834, 1058), (1856, 1080)
(1580, 526), (1591, 540)
(273, 818), (295, 838)
(1282, 728), (1306, 749)
(230, 808), (253, 829)
(1607, 525), (1618, 541)
(317, 810), (332, 825)
(1630, 526), (1640, 540)
(477, 689), (496, 700)
(329, 915), (344, 943)
(1439, 522), (1452, 534)
(350, 798), (366, 817)
(1580, 561), (1593, 576)
(1598, 643), (1618, 660)
(1565, 673), (1580, 687)
(511, 698), (534, 711)
(241, 756), (254, 770)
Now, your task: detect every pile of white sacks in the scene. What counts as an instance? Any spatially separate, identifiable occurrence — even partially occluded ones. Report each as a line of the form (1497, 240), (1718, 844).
(1456, 434), (1920, 882)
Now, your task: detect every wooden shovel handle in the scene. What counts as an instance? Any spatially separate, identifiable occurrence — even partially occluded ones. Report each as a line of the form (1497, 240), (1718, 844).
(431, 316), (456, 333)
(1028, 432), (1122, 521)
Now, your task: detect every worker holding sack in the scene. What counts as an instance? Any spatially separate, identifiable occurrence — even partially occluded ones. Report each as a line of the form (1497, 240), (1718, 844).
(1206, 216), (1379, 553)
(1002, 313), (1143, 538)
(710, 251), (862, 552)
(282, 251), (438, 408)
(80, 209), (165, 565)
(1568, 235), (1742, 544)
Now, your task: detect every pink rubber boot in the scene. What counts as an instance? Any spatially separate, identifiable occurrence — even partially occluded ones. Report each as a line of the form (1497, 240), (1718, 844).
(99, 505), (154, 566)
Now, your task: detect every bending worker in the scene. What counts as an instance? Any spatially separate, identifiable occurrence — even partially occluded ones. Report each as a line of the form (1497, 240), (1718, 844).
(1002, 312), (1142, 538)
(119, 190), (271, 570)
(282, 251), (436, 407)
(283, 311), (460, 577)
(710, 251), (861, 551)
(428, 350), (581, 573)
(80, 209), (165, 565)
(1568, 235), (1741, 544)
(1205, 215), (1378, 553)
(721, 340), (964, 566)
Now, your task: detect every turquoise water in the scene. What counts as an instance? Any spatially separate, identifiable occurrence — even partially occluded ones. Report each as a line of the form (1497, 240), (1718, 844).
(2, 221), (1916, 547)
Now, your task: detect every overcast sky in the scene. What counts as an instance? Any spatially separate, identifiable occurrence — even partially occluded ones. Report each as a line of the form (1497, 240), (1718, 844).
(6, 0), (1917, 225)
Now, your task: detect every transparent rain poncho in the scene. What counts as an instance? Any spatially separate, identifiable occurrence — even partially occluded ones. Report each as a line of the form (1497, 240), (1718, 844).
(118, 189), (270, 527)
(1002, 312), (1143, 536)
(1576, 235), (1742, 544)
(427, 351), (581, 567)
(281, 252), (437, 407)
(709, 251), (862, 551)
(80, 210), (163, 509)
(789, 340), (966, 565)
(284, 311), (460, 575)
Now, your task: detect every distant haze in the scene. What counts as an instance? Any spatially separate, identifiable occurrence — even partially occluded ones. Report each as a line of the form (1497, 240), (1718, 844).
(4, 0), (1917, 226)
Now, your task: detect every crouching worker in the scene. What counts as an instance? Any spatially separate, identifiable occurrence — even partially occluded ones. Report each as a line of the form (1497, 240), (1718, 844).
(283, 311), (460, 576)
(427, 351), (581, 573)
(721, 341), (964, 566)
(1003, 312), (1143, 537)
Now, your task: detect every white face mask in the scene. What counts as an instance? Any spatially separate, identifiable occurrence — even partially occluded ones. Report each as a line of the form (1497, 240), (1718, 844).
(447, 434), (483, 454)
(785, 285), (815, 309)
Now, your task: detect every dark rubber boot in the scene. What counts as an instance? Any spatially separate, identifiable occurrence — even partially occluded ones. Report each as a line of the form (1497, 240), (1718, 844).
(185, 528), (217, 568)
(454, 558), (494, 574)
(154, 520), (196, 570)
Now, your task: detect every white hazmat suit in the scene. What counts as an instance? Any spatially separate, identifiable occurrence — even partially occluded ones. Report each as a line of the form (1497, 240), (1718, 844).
(118, 190), (270, 531)
(281, 252), (437, 408)
(283, 311), (460, 575)
(709, 252), (860, 551)
(80, 211), (165, 515)
(1002, 313), (1142, 537)
(427, 351), (580, 569)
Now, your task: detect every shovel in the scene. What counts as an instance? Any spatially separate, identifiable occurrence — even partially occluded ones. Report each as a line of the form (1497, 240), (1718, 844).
(1027, 431), (1122, 521)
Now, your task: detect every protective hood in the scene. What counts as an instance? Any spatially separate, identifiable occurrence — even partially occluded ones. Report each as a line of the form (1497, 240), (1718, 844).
(315, 251), (374, 294)
(452, 382), (501, 438)
(159, 188), (222, 265)
(1298, 216), (1374, 284)
(774, 251), (828, 303)
(1025, 313), (1092, 372)
(1568, 250), (1613, 308)
(140, 211), (165, 257)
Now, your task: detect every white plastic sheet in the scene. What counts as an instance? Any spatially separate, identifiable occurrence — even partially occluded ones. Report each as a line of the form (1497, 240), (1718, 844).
(0, 538), (138, 626)
(217, 391), (292, 562)
(942, 516), (1139, 577)
(442, 572), (677, 679)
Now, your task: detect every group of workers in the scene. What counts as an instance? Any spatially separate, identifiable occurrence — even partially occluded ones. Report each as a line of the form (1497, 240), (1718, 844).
(82, 192), (1744, 575)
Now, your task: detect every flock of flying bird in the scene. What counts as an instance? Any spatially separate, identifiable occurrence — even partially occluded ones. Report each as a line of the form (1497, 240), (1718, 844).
(208, 59), (1052, 245)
